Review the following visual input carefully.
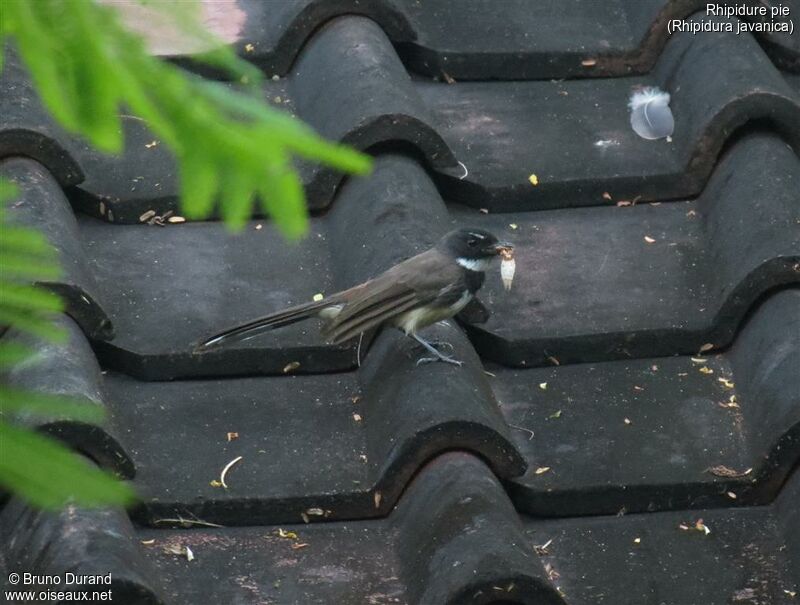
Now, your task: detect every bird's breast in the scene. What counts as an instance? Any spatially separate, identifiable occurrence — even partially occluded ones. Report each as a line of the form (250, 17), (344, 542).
(393, 290), (473, 335)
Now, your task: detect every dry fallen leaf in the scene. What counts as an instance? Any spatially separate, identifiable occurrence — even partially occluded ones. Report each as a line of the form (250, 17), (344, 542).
(209, 479), (223, 488)
(283, 361), (301, 374)
(718, 377), (735, 389)
(727, 491), (737, 499)
(547, 356), (560, 366)
(509, 223), (518, 230)
(167, 216), (186, 223)
(633, 537), (641, 544)
(699, 366), (714, 375)
(255, 224), (263, 230)
(276, 528), (297, 540)
(244, 43), (255, 53)
(164, 543), (194, 561)
(163, 543), (183, 556)
(581, 58), (597, 67)
(548, 410), (562, 420)
(145, 140), (159, 149)
(534, 539), (553, 555)
(139, 210), (156, 222)
(535, 466), (551, 475)
(544, 563), (560, 581)
(374, 491), (382, 509)
(312, 293), (324, 302)
(141, 539), (156, 545)
(690, 357), (707, 363)
(602, 192), (612, 201)
(694, 519), (711, 535)
(226, 432), (239, 442)
(539, 382), (548, 390)
(616, 200), (632, 207)
(352, 413), (362, 422)
(624, 418), (632, 425)
(699, 343), (714, 353)
(719, 394), (739, 409)
(291, 543), (309, 550)
(644, 236), (656, 244)
(706, 465), (752, 478)
(528, 174), (539, 186)
(479, 208), (489, 214)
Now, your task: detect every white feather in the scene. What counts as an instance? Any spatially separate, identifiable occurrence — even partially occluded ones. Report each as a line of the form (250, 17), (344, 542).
(629, 86), (674, 140)
(628, 87), (670, 111)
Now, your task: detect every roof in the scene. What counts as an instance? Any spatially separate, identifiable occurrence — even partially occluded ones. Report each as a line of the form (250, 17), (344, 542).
(1, 3), (799, 604)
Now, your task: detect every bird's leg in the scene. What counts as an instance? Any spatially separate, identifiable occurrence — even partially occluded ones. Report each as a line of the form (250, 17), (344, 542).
(410, 334), (463, 366)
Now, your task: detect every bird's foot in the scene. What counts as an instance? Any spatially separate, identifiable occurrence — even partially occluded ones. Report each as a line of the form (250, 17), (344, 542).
(415, 353), (463, 367)
(420, 340), (454, 351)
(409, 334), (462, 366)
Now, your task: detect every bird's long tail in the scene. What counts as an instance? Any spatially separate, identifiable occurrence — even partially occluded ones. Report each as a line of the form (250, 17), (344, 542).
(196, 297), (340, 350)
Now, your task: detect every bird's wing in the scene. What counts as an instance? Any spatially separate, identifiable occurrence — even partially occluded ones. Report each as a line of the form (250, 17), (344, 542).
(323, 249), (464, 344)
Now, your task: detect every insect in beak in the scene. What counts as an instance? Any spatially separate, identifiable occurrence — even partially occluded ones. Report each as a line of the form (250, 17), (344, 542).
(495, 244), (516, 291)
(493, 242), (514, 256)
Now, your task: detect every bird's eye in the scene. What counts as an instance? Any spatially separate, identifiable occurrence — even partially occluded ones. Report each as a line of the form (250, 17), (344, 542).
(467, 239), (478, 247)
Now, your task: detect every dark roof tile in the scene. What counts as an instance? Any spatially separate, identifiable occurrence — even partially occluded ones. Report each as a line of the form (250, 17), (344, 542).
(2, 4), (800, 604)
(4, 17), (798, 222)
(1, 474), (163, 603)
(170, 1), (800, 79)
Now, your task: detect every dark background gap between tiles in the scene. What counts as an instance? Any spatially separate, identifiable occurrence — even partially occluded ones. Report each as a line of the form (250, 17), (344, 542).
(1, 5), (800, 605)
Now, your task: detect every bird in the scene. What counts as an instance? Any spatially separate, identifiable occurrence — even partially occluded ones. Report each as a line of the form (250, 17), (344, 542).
(197, 228), (513, 365)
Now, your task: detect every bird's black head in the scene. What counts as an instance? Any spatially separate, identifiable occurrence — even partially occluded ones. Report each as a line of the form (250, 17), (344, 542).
(438, 228), (513, 267)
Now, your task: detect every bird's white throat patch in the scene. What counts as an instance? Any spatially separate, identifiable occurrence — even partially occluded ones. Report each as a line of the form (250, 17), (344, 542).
(456, 257), (492, 272)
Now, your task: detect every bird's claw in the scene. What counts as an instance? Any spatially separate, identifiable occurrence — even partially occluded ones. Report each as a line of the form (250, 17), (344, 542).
(428, 340), (454, 350)
(416, 355), (463, 367)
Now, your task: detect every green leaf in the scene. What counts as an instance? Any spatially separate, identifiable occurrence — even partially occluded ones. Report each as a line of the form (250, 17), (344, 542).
(0, 342), (32, 367)
(0, 422), (135, 509)
(0, 178), (18, 202)
(71, 1), (123, 152)
(0, 225), (55, 257)
(1, 282), (63, 313)
(0, 252), (60, 280)
(2, 0), (373, 237)
(13, 1), (80, 131)
(1, 388), (105, 422)
(0, 307), (65, 341)
(191, 45), (264, 88)
(220, 166), (256, 230)
(179, 148), (218, 218)
(261, 158), (307, 238)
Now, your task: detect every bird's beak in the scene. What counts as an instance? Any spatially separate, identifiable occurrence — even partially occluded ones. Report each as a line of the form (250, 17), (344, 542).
(493, 242), (514, 257)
